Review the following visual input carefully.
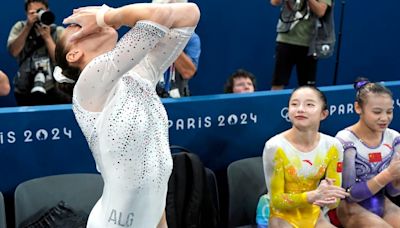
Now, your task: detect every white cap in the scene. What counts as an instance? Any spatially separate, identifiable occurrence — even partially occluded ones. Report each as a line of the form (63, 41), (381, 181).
(53, 66), (75, 84)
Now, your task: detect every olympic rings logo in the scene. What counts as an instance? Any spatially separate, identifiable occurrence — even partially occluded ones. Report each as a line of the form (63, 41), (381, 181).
(280, 107), (290, 122)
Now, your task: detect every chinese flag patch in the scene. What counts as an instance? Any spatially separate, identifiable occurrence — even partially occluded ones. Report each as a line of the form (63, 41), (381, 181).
(369, 152), (382, 163)
(337, 162), (343, 173)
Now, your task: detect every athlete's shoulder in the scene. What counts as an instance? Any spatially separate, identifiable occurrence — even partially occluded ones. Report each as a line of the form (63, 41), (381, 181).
(265, 133), (285, 149)
(385, 128), (400, 138)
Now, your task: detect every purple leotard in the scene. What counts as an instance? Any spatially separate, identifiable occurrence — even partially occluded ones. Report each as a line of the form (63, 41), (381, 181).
(336, 129), (400, 217)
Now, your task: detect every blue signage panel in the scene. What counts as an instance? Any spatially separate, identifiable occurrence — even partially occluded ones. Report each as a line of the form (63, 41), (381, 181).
(1, 82), (400, 196)
(0, 106), (96, 194)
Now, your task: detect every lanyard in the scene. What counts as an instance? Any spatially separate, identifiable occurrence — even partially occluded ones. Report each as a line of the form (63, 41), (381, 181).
(164, 64), (175, 91)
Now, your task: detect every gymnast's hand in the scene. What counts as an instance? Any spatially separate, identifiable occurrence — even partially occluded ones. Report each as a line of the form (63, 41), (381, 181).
(308, 178), (349, 207)
(386, 156), (400, 180)
(63, 6), (114, 42)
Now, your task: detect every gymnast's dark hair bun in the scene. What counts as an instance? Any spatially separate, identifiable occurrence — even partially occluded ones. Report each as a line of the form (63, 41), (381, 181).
(353, 77), (370, 91)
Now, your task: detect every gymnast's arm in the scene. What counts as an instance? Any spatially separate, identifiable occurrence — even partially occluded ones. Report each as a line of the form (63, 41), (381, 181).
(340, 139), (400, 202)
(386, 137), (400, 196)
(322, 143), (345, 208)
(67, 3), (199, 110)
(65, 3), (199, 42)
(340, 141), (380, 202)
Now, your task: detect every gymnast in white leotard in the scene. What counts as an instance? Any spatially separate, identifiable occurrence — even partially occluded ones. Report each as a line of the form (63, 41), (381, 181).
(55, 3), (200, 227)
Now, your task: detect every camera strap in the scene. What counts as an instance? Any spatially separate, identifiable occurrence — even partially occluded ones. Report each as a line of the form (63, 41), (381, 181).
(19, 46), (40, 68)
(18, 23), (57, 67)
(279, 0), (309, 24)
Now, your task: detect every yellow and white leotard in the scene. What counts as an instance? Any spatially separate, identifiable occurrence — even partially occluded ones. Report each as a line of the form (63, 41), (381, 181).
(262, 133), (343, 228)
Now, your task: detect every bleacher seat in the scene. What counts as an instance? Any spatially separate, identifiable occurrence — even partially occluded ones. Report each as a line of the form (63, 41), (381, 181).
(227, 156), (266, 228)
(0, 192), (6, 228)
(14, 173), (103, 227)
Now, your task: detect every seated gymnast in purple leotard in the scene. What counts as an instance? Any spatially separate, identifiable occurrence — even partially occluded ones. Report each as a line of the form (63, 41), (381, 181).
(335, 77), (400, 227)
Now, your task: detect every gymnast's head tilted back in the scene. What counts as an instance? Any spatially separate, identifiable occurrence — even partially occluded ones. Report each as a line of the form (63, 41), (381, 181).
(55, 23), (118, 83)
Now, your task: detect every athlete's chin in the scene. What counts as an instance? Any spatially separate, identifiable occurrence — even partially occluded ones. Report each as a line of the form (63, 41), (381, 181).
(375, 125), (387, 132)
(292, 122), (313, 130)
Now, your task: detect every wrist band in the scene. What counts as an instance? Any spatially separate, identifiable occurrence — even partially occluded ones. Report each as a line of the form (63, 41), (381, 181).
(96, 4), (111, 27)
(372, 177), (385, 188)
(374, 169), (391, 188)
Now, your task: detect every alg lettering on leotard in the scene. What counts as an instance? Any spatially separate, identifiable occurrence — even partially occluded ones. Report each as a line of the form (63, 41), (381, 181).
(108, 209), (134, 227)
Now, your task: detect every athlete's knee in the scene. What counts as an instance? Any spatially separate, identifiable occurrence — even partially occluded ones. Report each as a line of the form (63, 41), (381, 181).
(269, 217), (293, 228)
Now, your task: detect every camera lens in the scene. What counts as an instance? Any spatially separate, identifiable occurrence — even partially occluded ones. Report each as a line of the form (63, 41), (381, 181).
(31, 71), (47, 94)
(37, 9), (55, 25)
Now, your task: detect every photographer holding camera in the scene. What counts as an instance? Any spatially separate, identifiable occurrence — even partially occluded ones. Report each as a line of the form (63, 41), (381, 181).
(269, 0), (335, 91)
(7, 0), (68, 106)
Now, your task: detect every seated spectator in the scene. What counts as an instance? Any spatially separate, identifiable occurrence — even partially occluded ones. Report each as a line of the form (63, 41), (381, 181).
(0, 70), (11, 96)
(224, 69), (256, 93)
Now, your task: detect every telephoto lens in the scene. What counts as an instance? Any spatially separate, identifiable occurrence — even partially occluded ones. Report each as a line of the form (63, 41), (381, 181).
(37, 9), (55, 25)
(31, 71), (47, 94)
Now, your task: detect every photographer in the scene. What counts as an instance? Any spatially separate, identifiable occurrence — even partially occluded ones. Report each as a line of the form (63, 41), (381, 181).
(269, 0), (334, 90)
(7, 0), (67, 106)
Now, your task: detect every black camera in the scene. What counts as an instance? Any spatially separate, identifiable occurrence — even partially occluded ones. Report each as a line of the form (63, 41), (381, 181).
(27, 9), (56, 44)
(36, 8), (55, 25)
(156, 82), (170, 98)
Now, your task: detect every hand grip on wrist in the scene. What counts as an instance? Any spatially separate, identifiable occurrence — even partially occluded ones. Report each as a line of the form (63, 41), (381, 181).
(374, 169), (392, 187)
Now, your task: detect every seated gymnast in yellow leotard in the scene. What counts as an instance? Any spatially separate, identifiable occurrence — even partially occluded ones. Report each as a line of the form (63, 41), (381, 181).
(263, 85), (349, 228)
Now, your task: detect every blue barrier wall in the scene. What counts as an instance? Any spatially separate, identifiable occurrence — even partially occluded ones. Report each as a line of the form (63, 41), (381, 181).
(1, 1), (400, 107)
(1, 81), (400, 197)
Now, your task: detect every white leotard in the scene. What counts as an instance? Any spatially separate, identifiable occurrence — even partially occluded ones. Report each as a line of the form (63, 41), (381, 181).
(72, 21), (194, 228)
